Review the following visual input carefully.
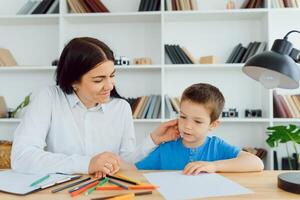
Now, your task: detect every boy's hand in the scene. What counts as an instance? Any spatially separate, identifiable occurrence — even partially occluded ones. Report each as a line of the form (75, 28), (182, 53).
(183, 161), (217, 175)
(150, 119), (180, 145)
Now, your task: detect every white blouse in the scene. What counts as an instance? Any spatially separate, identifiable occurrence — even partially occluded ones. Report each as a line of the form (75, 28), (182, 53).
(11, 86), (156, 174)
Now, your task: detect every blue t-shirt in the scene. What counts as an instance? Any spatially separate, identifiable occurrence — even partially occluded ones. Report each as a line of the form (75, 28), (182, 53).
(135, 136), (240, 170)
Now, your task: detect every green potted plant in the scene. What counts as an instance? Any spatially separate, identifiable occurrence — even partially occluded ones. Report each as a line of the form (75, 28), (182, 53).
(266, 124), (300, 170)
(11, 94), (31, 118)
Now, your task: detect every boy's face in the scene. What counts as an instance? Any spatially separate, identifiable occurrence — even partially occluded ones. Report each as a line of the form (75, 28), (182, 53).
(178, 100), (219, 147)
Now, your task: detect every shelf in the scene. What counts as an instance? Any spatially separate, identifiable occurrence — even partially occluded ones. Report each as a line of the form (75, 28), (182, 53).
(0, 118), (21, 123)
(220, 118), (270, 123)
(133, 119), (163, 123)
(164, 64), (243, 70)
(0, 65), (162, 71)
(63, 12), (161, 23)
(0, 118), (162, 123)
(164, 9), (268, 22)
(0, 14), (59, 24)
(0, 66), (56, 71)
(116, 65), (162, 70)
(272, 118), (300, 123)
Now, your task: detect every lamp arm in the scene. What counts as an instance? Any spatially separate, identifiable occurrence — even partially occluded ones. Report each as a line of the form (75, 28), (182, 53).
(283, 30), (300, 40)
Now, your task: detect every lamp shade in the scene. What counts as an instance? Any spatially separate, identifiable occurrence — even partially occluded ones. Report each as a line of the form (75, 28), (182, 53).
(242, 39), (300, 89)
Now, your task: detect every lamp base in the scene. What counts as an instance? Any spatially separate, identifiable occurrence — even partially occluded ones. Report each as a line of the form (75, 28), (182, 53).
(278, 172), (300, 194)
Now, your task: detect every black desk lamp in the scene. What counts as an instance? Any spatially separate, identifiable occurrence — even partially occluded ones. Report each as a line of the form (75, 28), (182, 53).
(243, 30), (300, 194)
(243, 30), (300, 89)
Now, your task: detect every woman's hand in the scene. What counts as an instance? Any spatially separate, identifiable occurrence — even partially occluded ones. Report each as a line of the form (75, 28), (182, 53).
(88, 152), (121, 177)
(150, 119), (180, 145)
(183, 161), (217, 175)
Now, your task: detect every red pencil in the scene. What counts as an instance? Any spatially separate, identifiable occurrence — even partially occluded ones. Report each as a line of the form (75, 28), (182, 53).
(70, 180), (100, 197)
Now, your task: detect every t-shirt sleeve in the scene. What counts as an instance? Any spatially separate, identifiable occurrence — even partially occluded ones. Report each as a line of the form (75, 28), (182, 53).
(135, 146), (161, 170)
(217, 137), (240, 160)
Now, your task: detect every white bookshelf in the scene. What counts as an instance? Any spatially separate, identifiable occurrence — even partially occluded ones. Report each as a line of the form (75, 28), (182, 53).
(1, 0), (300, 170)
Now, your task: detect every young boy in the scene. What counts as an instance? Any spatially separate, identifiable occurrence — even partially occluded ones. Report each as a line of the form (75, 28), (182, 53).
(136, 83), (264, 175)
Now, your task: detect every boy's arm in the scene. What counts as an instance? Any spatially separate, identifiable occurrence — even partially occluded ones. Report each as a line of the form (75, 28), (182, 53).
(214, 151), (264, 172)
(183, 151), (264, 175)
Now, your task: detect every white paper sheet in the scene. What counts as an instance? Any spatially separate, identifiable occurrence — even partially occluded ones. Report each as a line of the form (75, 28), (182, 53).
(0, 170), (80, 195)
(144, 171), (252, 200)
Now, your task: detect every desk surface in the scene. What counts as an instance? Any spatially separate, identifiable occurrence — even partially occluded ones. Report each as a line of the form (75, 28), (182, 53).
(0, 170), (299, 200)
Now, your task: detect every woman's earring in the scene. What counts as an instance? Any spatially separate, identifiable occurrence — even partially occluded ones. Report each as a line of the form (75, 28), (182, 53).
(73, 85), (78, 91)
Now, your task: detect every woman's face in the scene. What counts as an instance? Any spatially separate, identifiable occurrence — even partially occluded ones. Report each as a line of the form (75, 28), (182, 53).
(73, 60), (115, 108)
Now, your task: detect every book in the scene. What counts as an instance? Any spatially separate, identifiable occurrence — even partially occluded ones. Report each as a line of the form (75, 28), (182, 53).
(46, 0), (59, 14)
(94, 0), (109, 12)
(226, 43), (242, 63)
(240, 42), (253, 63)
(137, 96), (149, 119)
(152, 96), (161, 118)
(146, 95), (158, 119)
(0, 48), (18, 66)
(181, 47), (197, 64)
(190, 0), (198, 10)
(165, 45), (177, 64)
(32, 0), (55, 14)
(175, 45), (192, 64)
(282, 95), (296, 118)
(73, 0), (86, 13)
(67, 0), (78, 13)
(138, 0), (146, 11)
(0, 170), (81, 195)
(140, 95), (154, 119)
(273, 91), (287, 118)
(17, 0), (35, 15)
(233, 46), (246, 63)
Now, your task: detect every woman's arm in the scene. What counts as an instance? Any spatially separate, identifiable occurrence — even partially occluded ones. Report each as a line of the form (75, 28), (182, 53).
(11, 88), (91, 174)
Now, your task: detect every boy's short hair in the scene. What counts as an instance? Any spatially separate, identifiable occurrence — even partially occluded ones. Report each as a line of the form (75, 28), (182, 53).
(181, 83), (225, 122)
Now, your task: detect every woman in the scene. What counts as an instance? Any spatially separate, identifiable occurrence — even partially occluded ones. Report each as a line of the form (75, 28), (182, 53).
(11, 37), (179, 176)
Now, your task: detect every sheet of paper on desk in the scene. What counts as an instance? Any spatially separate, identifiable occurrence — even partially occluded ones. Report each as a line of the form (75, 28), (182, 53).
(0, 170), (80, 195)
(144, 171), (252, 200)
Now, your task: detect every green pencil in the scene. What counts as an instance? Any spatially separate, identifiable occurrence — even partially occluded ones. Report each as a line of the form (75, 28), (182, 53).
(30, 174), (50, 187)
(85, 177), (108, 195)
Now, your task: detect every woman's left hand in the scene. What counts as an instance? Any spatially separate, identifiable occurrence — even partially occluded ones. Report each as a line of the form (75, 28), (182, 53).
(150, 119), (180, 145)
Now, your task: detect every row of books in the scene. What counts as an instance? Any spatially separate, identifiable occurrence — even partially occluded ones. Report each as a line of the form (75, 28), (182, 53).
(272, 0), (299, 8)
(165, 0), (198, 11)
(138, 0), (161, 11)
(67, 0), (109, 13)
(127, 95), (161, 119)
(0, 49), (17, 66)
(226, 41), (267, 64)
(165, 44), (195, 64)
(240, 0), (264, 8)
(273, 91), (300, 118)
(165, 95), (180, 118)
(17, 0), (59, 15)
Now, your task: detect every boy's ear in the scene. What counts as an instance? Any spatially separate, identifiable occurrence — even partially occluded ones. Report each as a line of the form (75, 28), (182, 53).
(209, 120), (220, 130)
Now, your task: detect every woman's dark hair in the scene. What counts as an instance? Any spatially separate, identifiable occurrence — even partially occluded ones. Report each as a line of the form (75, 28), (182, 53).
(56, 37), (122, 99)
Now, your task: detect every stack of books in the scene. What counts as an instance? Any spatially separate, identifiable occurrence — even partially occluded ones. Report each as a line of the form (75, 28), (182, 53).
(226, 41), (267, 64)
(165, 95), (180, 119)
(165, 0), (198, 11)
(165, 44), (196, 64)
(272, 0), (299, 8)
(127, 95), (161, 119)
(67, 0), (109, 13)
(17, 0), (59, 15)
(273, 91), (300, 118)
(138, 0), (161, 11)
(240, 0), (264, 8)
